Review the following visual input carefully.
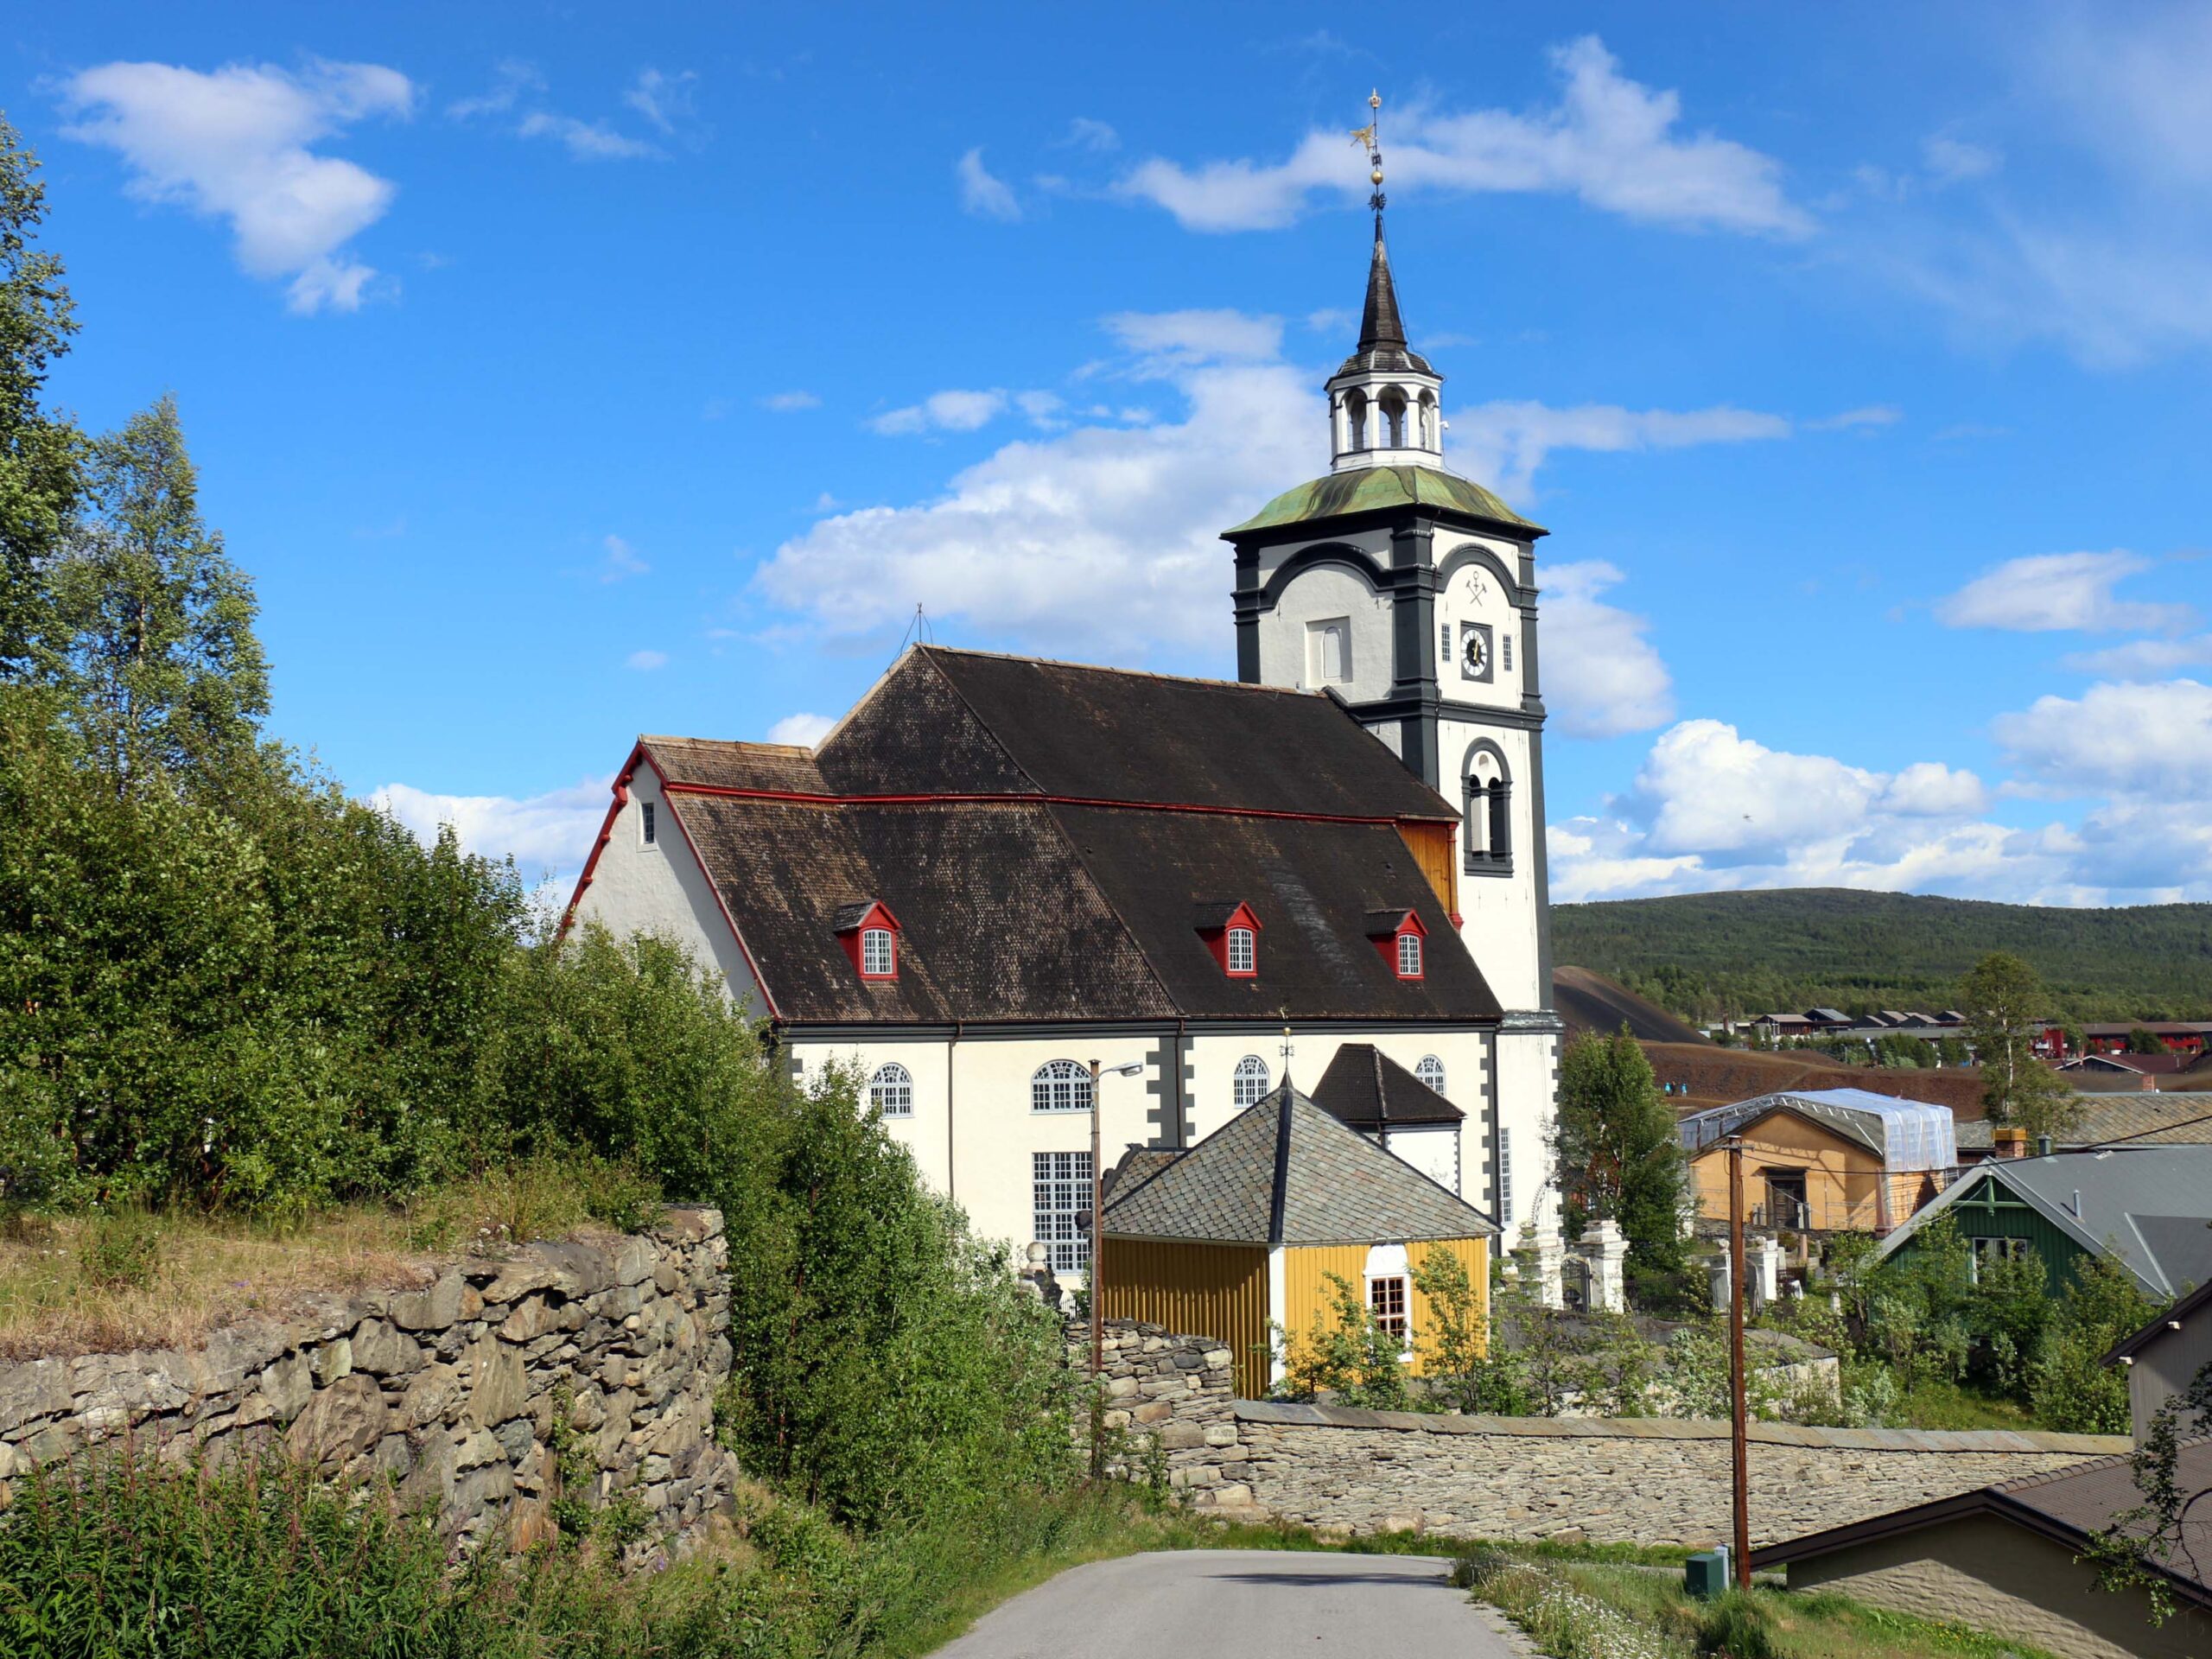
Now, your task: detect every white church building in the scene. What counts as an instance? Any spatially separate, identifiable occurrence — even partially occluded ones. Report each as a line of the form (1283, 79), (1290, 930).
(563, 198), (1564, 1277)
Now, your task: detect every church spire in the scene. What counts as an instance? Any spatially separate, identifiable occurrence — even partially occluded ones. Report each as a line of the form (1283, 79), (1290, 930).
(1325, 92), (1442, 474)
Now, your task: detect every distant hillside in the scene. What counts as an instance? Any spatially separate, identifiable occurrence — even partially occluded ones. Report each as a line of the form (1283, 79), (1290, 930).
(1553, 888), (2212, 1024)
(1552, 965), (1707, 1045)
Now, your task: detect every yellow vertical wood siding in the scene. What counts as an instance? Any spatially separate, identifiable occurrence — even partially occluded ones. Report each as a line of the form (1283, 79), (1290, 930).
(1283, 1237), (1489, 1377)
(1396, 823), (1459, 917)
(1099, 1238), (1271, 1398)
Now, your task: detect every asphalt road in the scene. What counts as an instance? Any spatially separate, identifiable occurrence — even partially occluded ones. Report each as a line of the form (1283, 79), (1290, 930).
(933, 1549), (1524, 1659)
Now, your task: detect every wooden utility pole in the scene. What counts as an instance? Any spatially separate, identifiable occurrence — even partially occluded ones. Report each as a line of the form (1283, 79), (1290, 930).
(1727, 1135), (1751, 1587)
(1090, 1058), (1104, 1377)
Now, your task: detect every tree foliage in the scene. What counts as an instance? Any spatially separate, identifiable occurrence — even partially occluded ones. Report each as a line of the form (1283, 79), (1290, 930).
(1959, 951), (2078, 1138)
(1553, 1027), (1688, 1291)
(0, 113), (80, 678)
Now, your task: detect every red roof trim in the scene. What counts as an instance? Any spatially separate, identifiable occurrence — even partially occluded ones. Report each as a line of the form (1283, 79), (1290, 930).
(556, 743), (784, 1022)
(657, 779), (1456, 827)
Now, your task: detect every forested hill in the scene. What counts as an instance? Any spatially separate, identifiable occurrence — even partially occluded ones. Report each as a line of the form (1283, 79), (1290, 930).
(1553, 888), (2212, 1023)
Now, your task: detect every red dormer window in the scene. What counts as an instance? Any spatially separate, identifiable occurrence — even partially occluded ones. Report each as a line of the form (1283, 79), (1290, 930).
(1367, 908), (1427, 980)
(1195, 901), (1262, 978)
(834, 899), (902, 981)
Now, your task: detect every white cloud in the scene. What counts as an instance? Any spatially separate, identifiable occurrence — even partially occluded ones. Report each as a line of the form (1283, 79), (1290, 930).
(60, 59), (413, 312)
(2063, 635), (2212, 677)
(626, 649), (668, 671)
(756, 309), (1753, 669)
(370, 776), (609, 879)
(601, 534), (649, 582)
(1118, 36), (1809, 237)
(957, 147), (1020, 220)
(1063, 117), (1119, 152)
(760, 390), (822, 411)
(1103, 308), (1285, 367)
(448, 60), (541, 120)
(1805, 404), (1903, 431)
(766, 712), (835, 747)
(623, 68), (697, 137)
(1993, 678), (2212, 799)
(869, 388), (1010, 435)
(518, 111), (657, 161)
(1935, 550), (2184, 633)
(1923, 133), (2000, 185)
(1541, 562), (1674, 738)
(1451, 399), (1790, 500)
(1882, 760), (1989, 817)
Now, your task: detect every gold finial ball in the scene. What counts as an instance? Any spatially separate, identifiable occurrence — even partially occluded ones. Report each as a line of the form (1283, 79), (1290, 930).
(1371, 167), (1384, 186)
(1369, 90), (1381, 110)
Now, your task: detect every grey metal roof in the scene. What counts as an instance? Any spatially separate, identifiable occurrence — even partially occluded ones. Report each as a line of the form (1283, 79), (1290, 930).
(1956, 1093), (2212, 1153)
(1881, 1146), (2212, 1300)
(1679, 1088), (1956, 1172)
(1103, 1079), (1496, 1247)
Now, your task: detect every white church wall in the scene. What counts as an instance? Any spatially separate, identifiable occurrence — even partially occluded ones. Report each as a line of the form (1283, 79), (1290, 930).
(567, 771), (766, 1016)
(1380, 1122), (1461, 1198)
(1435, 540), (1528, 713)
(1491, 1024), (1560, 1239)
(1447, 720), (1546, 1012)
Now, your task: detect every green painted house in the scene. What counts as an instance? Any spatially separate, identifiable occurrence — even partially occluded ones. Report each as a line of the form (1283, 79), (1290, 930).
(1877, 1146), (2212, 1300)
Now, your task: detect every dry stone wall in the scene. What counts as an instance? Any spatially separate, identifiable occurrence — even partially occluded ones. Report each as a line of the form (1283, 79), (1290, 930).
(1078, 1320), (1242, 1493)
(1223, 1402), (2127, 1547)
(0, 1207), (737, 1560)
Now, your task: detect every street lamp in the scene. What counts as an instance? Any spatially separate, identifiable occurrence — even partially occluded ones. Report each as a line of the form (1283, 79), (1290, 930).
(1089, 1058), (1145, 1376)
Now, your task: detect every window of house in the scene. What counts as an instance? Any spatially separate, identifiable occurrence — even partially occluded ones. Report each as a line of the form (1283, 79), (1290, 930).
(1967, 1236), (2028, 1282)
(1233, 1054), (1270, 1109)
(1226, 926), (1255, 976)
(1465, 747), (1514, 874)
(641, 801), (656, 844)
(1415, 1056), (1446, 1096)
(860, 927), (896, 978)
(1034, 1150), (1092, 1275)
(1306, 618), (1351, 684)
(1497, 1127), (1513, 1226)
(1368, 1275), (1408, 1346)
(1396, 932), (1423, 979)
(1032, 1058), (1092, 1114)
(868, 1062), (912, 1117)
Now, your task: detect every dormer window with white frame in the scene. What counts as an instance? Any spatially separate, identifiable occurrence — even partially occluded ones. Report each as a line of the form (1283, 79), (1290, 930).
(1226, 926), (1255, 976)
(1397, 932), (1423, 979)
(861, 927), (895, 978)
(1366, 907), (1428, 982)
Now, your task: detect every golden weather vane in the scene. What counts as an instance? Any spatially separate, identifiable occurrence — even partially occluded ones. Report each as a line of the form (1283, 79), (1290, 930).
(1350, 90), (1385, 216)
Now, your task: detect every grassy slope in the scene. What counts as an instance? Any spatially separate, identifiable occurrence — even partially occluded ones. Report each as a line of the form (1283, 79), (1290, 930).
(1555, 888), (2212, 1020)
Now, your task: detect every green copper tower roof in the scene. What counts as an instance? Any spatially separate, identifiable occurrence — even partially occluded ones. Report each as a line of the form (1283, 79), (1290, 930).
(1225, 464), (1542, 537)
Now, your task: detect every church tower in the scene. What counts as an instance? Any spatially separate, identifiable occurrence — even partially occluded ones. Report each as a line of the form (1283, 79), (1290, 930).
(1221, 97), (1561, 1237)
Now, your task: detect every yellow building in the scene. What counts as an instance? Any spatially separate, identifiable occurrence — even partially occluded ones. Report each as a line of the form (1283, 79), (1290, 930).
(1099, 1080), (1498, 1397)
(1679, 1089), (1957, 1237)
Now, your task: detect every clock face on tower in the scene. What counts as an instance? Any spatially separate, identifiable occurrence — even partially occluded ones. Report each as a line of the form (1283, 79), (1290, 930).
(1460, 621), (1494, 683)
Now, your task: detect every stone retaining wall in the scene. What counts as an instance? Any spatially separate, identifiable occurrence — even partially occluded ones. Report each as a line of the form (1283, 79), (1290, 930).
(1222, 1401), (2128, 1547)
(0, 1207), (737, 1560)
(1077, 1320), (1238, 1489)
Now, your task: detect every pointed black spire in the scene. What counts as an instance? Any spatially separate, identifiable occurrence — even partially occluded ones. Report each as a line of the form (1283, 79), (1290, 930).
(1358, 220), (1408, 354)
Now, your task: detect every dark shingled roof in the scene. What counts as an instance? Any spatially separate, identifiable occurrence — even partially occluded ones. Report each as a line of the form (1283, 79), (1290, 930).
(1310, 1045), (1464, 1129)
(1103, 1081), (1496, 1246)
(1753, 1440), (2212, 1611)
(1336, 228), (1433, 378)
(829, 648), (1457, 823)
(615, 645), (1503, 1027)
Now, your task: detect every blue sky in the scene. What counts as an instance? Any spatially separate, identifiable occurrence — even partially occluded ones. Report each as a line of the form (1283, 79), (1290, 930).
(15, 3), (2212, 906)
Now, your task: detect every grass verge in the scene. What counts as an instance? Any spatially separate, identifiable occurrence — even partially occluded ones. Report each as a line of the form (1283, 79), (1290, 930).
(0, 1155), (658, 1360)
(1455, 1545), (2066, 1659)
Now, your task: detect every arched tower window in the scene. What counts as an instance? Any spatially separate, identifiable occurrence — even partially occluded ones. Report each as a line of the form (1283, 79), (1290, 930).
(1464, 743), (1514, 875)
(1378, 386), (1408, 448)
(1232, 1054), (1270, 1109)
(1344, 389), (1370, 451)
(1417, 390), (1439, 449)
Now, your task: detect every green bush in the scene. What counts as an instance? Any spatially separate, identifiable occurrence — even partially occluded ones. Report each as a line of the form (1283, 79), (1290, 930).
(1694, 1590), (1777, 1658)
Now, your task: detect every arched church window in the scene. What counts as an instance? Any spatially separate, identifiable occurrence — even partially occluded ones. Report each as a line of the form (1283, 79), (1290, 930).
(1417, 391), (1439, 448)
(1232, 1054), (1270, 1109)
(868, 1062), (913, 1117)
(1032, 1058), (1093, 1113)
(1465, 746), (1514, 875)
(1415, 1055), (1446, 1096)
(1345, 390), (1370, 450)
(1378, 387), (1408, 448)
